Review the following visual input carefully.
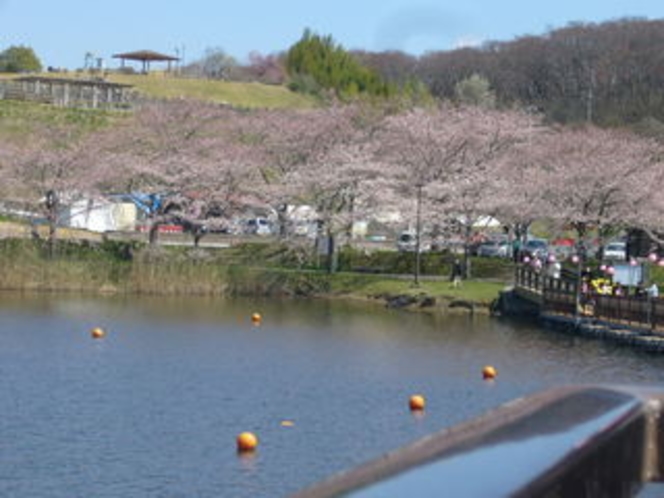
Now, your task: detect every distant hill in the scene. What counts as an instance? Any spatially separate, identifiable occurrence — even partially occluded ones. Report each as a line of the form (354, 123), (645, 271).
(356, 18), (664, 129)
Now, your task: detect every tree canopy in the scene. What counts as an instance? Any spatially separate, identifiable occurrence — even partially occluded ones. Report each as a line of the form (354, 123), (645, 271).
(0, 45), (42, 73)
(285, 29), (393, 100)
(358, 18), (664, 128)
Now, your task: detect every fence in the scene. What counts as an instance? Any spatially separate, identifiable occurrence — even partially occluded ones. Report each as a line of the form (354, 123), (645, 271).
(514, 265), (663, 332)
(0, 76), (134, 109)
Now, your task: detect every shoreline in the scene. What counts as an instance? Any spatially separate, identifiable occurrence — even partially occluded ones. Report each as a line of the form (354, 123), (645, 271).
(497, 288), (664, 353)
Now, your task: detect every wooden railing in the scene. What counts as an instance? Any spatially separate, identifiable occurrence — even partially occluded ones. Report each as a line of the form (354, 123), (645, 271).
(515, 265), (663, 331)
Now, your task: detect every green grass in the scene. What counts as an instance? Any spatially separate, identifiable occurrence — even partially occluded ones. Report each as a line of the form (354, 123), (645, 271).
(327, 272), (507, 305)
(109, 74), (317, 109)
(0, 71), (316, 139)
(6, 71), (318, 109)
(0, 72), (316, 141)
(0, 238), (510, 309)
(0, 99), (122, 140)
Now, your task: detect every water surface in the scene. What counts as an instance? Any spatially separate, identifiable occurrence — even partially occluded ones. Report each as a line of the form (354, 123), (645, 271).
(1, 293), (663, 497)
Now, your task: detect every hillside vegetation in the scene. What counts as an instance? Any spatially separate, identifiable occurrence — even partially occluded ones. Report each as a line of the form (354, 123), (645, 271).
(0, 71), (317, 109)
(106, 72), (316, 108)
(0, 99), (120, 140)
(358, 18), (664, 128)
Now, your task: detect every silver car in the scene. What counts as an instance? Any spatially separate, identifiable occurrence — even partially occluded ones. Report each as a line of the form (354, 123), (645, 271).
(477, 240), (510, 258)
(522, 238), (549, 259)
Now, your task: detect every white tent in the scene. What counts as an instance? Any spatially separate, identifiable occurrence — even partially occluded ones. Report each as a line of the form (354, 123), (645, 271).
(64, 198), (137, 232)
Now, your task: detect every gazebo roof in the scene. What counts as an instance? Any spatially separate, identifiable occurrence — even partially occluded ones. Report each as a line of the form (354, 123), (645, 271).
(112, 50), (179, 62)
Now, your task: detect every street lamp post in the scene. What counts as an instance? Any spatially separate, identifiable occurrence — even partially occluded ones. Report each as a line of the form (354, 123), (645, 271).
(646, 252), (662, 330)
(572, 238), (588, 322)
(572, 253), (582, 321)
(45, 189), (59, 258)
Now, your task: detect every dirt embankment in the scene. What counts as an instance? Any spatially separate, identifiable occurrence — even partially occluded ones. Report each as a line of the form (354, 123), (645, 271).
(0, 221), (103, 242)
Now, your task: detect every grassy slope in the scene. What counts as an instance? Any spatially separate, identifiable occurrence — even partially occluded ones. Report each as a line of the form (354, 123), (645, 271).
(0, 71), (315, 142)
(0, 71), (316, 109)
(0, 99), (120, 140)
(107, 73), (315, 109)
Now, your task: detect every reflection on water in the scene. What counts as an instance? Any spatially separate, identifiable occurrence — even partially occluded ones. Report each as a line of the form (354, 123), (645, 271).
(0, 292), (663, 497)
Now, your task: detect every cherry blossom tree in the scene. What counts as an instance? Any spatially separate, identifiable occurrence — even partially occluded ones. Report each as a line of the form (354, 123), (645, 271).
(375, 105), (468, 283)
(488, 115), (552, 250)
(1, 122), (104, 254)
(96, 99), (259, 245)
(253, 104), (387, 270)
(440, 107), (537, 273)
(537, 125), (664, 254)
(375, 103), (536, 281)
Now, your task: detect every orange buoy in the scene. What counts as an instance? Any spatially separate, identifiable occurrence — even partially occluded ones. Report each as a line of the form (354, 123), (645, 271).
(280, 420), (295, 427)
(251, 312), (262, 325)
(237, 432), (259, 453)
(482, 365), (497, 380)
(91, 327), (106, 339)
(409, 394), (426, 411)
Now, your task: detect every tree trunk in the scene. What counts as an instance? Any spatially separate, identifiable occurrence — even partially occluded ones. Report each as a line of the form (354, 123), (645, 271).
(463, 223), (472, 279)
(44, 191), (58, 259)
(327, 231), (337, 274)
(414, 184), (423, 286)
(148, 221), (160, 246)
(47, 217), (57, 259)
(277, 204), (289, 239)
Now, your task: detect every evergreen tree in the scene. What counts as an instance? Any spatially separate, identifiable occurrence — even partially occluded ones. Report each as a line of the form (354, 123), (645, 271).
(285, 30), (393, 100)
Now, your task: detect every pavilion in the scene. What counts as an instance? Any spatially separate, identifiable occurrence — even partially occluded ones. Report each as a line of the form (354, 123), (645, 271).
(112, 50), (180, 73)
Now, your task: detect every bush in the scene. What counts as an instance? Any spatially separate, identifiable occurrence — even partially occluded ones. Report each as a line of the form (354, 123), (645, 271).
(337, 247), (513, 279)
(0, 45), (42, 73)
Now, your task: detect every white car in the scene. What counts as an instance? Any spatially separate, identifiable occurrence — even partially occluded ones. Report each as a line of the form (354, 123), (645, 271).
(396, 231), (430, 252)
(244, 217), (272, 235)
(603, 241), (626, 261)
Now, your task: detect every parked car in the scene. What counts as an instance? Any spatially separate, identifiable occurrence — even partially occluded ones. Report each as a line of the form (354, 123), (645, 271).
(477, 240), (510, 258)
(603, 241), (627, 261)
(244, 217), (272, 235)
(396, 231), (430, 252)
(522, 238), (549, 259)
(549, 244), (573, 261)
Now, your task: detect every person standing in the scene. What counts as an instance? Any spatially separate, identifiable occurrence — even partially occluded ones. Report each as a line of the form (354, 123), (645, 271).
(512, 238), (522, 263)
(548, 259), (561, 279)
(647, 282), (659, 299)
(450, 259), (463, 288)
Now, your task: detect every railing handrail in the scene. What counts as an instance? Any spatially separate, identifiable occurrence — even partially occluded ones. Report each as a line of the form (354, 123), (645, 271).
(515, 265), (661, 332)
(292, 385), (664, 497)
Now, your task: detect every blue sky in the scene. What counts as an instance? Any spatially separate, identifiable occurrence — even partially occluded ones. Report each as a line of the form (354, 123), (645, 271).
(2, 0), (663, 70)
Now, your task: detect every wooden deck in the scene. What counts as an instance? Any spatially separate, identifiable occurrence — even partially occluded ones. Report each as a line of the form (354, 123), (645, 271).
(514, 266), (663, 333)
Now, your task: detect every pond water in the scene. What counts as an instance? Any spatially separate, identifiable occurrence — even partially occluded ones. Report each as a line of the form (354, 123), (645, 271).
(1, 293), (663, 497)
